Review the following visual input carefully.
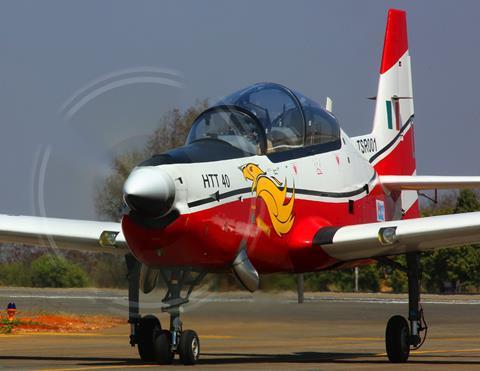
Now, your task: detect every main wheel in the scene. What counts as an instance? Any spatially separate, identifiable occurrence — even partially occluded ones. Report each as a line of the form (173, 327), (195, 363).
(136, 315), (161, 362)
(386, 315), (410, 363)
(153, 329), (174, 364)
(178, 329), (200, 365)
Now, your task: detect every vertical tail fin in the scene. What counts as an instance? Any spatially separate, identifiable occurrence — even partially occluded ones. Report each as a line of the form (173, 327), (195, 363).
(372, 9), (415, 176)
(373, 9), (418, 219)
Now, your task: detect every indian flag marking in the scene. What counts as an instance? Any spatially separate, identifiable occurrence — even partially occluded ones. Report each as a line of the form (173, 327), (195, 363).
(386, 100), (393, 129)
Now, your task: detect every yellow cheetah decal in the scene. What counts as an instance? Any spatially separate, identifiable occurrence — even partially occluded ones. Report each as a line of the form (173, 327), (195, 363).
(241, 163), (295, 237)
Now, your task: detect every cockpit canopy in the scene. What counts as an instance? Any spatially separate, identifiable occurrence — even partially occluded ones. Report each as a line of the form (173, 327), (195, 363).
(186, 83), (341, 156)
(186, 105), (267, 155)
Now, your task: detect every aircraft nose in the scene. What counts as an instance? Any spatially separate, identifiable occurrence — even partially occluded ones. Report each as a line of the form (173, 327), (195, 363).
(123, 167), (176, 217)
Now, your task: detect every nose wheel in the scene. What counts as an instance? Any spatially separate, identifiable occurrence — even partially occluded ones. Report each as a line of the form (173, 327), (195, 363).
(136, 316), (197, 365)
(136, 315), (161, 362)
(178, 329), (201, 365)
(136, 315), (174, 364)
(125, 255), (206, 365)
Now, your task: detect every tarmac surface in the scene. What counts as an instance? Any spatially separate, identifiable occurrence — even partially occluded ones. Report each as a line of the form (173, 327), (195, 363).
(1, 288), (480, 370)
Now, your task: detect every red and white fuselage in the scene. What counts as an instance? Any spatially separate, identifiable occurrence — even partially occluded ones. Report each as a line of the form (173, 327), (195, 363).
(122, 9), (418, 274)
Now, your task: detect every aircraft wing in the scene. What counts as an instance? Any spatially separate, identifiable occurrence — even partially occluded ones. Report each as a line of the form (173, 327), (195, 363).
(380, 175), (480, 191)
(315, 212), (480, 261)
(0, 214), (127, 255)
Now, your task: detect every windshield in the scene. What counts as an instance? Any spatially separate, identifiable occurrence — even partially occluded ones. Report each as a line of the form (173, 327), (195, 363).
(221, 83), (304, 153)
(186, 105), (266, 155)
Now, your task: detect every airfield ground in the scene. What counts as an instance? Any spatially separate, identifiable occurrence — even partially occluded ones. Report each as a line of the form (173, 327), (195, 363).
(0, 288), (479, 370)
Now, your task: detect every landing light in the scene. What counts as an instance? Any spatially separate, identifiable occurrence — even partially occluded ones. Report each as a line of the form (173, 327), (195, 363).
(378, 227), (398, 245)
(99, 231), (119, 247)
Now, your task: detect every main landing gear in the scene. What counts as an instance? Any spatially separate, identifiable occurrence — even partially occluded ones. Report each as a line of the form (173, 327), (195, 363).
(380, 252), (428, 363)
(125, 254), (206, 365)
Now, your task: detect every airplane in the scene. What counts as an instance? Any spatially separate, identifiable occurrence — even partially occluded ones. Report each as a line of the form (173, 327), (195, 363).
(2, 7), (480, 365)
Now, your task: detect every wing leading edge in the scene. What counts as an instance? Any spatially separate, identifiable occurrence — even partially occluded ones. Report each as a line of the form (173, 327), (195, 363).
(314, 212), (480, 261)
(380, 175), (480, 191)
(0, 215), (127, 255)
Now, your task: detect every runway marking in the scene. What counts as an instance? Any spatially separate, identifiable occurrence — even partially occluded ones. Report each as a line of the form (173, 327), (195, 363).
(5, 333), (476, 341)
(0, 332), (234, 339)
(203, 335), (234, 339)
(331, 336), (479, 342)
(40, 365), (157, 371)
(4, 333), (475, 342)
(376, 348), (480, 356)
(332, 337), (382, 341)
(411, 348), (480, 355)
(16, 332), (105, 337)
(427, 337), (480, 341)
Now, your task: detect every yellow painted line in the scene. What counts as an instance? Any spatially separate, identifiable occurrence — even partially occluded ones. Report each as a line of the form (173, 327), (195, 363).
(17, 332), (104, 337)
(323, 336), (480, 342)
(7, 333), (476, 342)
(203, 335), (234, 339)
(376, 348), (480, 357)
(411, 348), (480, 355)
(2, 332), (234, 339)
(331, 337), (382, 341)
(429, 337), (479, 341)
(40, 365), (157, 371)
(86, 333), (233, 339)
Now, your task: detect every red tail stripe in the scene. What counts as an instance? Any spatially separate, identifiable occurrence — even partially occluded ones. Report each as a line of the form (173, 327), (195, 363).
(380, 9), (408, 74)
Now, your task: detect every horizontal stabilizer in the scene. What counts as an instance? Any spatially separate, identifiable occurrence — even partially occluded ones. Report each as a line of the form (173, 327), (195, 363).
(380, 175), (480, 191)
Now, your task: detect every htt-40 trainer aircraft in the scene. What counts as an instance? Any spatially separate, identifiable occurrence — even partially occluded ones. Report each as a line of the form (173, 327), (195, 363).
(2, 8), (480, 365)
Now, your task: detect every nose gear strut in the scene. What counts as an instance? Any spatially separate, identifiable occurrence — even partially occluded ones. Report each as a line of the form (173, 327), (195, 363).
(160, 268), (206, 360)
(125, 253), (206, 365)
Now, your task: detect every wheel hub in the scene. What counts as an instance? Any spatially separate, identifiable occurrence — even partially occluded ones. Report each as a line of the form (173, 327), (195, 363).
(191, 337), (199, 358)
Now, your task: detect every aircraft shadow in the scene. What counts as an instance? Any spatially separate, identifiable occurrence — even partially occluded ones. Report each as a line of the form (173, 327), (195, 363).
(1, 352), (480, 366)
(199, 352), (480, 365)
(0, 355), (146, 366)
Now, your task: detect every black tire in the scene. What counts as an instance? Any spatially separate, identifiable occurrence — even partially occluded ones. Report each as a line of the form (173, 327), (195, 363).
(153, 329), (174, 365)
(386, 315), (410, 363)
(178, 329), (200, 365)
(136, 315), (161, 362)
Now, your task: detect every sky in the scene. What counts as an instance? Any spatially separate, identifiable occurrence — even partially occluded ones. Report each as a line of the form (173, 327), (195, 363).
(1, 0), (480, 220)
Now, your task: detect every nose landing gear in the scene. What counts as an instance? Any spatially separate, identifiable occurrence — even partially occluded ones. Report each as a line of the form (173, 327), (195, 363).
(178, 329), (201, 365)
(125, 254), (206, 365)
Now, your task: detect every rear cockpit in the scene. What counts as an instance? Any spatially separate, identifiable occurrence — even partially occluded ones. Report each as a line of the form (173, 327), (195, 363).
(187, 83), (341, 156)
